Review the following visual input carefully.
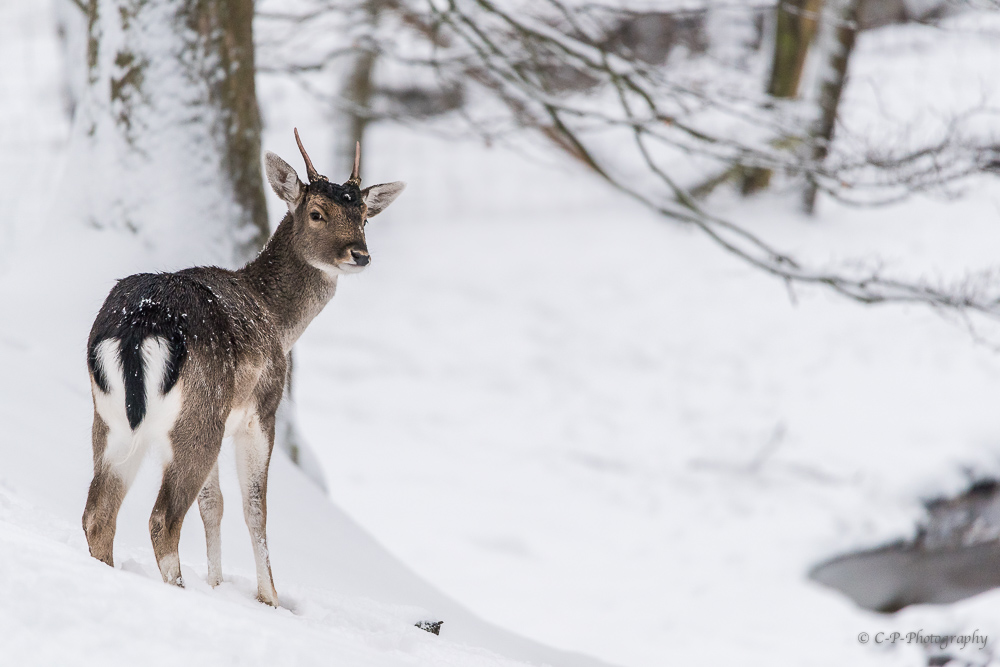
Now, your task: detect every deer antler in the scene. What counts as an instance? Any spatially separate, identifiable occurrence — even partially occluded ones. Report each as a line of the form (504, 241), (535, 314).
(293, 127), (322, 182)
(349, 141), (361, 185)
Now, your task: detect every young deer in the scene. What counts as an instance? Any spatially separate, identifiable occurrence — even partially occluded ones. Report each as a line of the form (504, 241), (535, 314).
(82, 130), (404, 605)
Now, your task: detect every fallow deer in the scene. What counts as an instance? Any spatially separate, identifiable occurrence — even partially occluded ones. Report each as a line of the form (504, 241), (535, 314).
(82, 130), (405, 605)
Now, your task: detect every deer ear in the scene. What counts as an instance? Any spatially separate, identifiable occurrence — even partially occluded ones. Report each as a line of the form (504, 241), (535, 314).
(265, 151), (305, 208)
(362, 182), (406, 218)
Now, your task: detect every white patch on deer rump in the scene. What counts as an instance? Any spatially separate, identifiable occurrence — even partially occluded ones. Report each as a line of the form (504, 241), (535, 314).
(139, 336), (183, 467)
(92, 336), (183, 475)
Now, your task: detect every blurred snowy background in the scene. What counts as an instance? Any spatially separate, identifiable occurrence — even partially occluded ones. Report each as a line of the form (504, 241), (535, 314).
(4, 0), (1000, 665)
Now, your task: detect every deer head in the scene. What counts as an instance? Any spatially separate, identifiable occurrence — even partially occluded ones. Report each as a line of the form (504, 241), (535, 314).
(264, 128), (406, 275)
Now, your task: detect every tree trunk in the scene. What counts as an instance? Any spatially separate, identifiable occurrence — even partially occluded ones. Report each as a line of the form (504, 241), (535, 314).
(334, 48), (376, 177)
(802, 0), (862, 214)
(68, 0), (268, 265)
(741, 0), (825, 196)
(767, 0), (825, 99)
(332, 0), (381, 178)
(186, 0), (270, 257)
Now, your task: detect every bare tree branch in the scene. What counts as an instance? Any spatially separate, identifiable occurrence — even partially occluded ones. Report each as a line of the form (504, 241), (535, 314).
(257, 0), (1000, 322)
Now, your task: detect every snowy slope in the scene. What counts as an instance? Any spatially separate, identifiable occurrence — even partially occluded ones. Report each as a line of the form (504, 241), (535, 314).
(0, 485), (539, 667)
(0, 186), (612, 667)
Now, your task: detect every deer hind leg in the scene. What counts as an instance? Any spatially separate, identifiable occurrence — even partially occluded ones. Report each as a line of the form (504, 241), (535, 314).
(233, 411), (278, 606)
(197, 462), (223, 587)
(83, 409), (146, 567)
(149, 409), (224, 588)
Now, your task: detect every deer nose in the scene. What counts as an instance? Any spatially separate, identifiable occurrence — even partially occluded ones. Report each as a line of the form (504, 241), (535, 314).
(351, 249), (370, 266)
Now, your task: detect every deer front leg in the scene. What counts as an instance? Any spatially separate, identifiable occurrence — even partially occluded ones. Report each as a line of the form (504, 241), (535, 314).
(233, 411), (278, 606)
(197, 462), (224, 587)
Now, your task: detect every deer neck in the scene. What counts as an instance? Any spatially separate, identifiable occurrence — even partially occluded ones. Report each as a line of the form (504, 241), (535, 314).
(238, 214), (338, 353)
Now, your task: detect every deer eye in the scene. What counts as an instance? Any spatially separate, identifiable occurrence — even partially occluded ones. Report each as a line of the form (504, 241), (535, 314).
(309, 211), (323, 222)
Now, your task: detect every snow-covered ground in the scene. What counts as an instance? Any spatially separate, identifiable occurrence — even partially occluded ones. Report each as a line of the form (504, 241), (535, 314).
(6, 1), (1000, 666)
(291, 138), (1000, 667)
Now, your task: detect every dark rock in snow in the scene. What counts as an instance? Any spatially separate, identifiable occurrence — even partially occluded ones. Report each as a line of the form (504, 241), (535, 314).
(811, 479), (1000, 612)
(416, 620), (443, 635)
